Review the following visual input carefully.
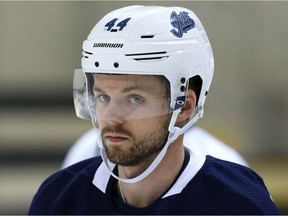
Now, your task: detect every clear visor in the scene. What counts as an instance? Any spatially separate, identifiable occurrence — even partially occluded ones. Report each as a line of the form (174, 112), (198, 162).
(73, 69), (91, 120)
(89, 71), (173, 122)
(73, 69), (178, 124)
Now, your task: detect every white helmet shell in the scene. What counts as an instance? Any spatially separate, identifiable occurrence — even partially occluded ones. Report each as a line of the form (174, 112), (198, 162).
(81, 5), (213, 114)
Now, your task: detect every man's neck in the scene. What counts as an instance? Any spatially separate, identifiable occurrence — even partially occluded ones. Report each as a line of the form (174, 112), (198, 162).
(117, 138), (185, 208)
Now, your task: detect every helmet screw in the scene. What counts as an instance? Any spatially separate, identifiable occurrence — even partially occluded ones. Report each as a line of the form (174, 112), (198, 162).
(180, 77), (186, 84)
(114, 62), (119, 68)
(95, 61), (99, 67)
(180, 86), (186, 92)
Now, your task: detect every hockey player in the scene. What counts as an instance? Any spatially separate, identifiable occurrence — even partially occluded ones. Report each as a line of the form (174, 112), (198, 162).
(29, 5), (280, 214)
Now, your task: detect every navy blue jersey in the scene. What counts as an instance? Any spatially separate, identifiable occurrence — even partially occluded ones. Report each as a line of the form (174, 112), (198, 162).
(29, 149), (280, 215)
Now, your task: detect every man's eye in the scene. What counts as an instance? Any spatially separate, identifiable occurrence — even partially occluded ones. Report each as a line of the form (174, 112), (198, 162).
(97, 94), (110, 103)
(129, 96), (144, 104)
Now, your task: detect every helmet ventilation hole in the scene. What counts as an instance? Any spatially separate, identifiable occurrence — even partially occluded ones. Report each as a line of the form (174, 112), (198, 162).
(114, 62), (119, 68)
(141, 35), (154, 38)
(181, 77), (186, 84)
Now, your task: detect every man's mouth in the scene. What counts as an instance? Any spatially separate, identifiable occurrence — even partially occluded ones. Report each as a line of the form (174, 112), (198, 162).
(104, 134), (129, 143)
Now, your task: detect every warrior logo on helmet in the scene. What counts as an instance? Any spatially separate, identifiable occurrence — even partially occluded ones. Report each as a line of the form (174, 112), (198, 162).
(170, 11), (195, 38)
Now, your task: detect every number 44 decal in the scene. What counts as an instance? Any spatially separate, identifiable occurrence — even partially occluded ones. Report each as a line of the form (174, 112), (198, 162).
(105, 18), (131, 32)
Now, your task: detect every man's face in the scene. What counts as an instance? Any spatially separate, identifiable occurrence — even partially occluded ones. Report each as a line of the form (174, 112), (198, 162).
(93, 74), (171, 166)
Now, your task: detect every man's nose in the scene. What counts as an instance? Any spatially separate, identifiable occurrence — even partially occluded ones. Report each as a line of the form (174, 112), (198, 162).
(101, 101), (128, 124)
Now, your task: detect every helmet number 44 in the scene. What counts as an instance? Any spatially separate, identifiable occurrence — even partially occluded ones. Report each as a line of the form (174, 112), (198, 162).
(104, 18), (131, 32)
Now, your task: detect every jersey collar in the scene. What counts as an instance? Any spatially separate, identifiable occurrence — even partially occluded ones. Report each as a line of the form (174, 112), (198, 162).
(92, 146), (205, 198)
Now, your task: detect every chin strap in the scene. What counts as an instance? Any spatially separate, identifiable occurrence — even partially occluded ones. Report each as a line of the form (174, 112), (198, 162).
(98, 132), (174, 183)
(96, 107), (203, 184)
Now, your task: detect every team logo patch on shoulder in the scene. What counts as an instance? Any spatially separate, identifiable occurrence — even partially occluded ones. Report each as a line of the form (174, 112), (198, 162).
(170, 11), (195, 38)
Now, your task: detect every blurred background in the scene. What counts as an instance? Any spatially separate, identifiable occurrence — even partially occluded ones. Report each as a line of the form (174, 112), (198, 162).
(1, 1), (287, 214)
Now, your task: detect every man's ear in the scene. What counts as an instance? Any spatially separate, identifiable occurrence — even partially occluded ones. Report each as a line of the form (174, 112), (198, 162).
(176, 89), (196, 124)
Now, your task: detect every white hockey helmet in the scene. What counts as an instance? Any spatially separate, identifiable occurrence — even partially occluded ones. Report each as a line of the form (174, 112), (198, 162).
(73, 5), (214, 183)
